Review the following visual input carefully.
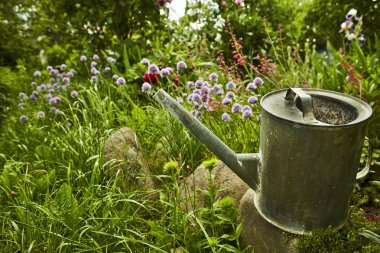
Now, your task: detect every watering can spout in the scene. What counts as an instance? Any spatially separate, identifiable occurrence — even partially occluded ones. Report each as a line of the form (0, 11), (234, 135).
(153, 89), (260, 191)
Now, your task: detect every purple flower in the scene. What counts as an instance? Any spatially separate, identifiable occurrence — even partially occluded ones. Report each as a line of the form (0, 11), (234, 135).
(105, 67), (111, 71)
(231, 103), (242, 113)
(32, 91), (39, 96)
(62, 77), (70, 83)
(50, 70), (56, 76)
(70, 90), (78, 98)
(116, 77), (126, 85)
(193, 89), (201, 95)
(34, 71), (41, 77)
(19, 92), (28, 99)
(213, 84), (222, 91)
(45, 93), (52, 100)
(222, 113), (231, 122)
(148, 64), (160, 74)
(176, 61), (187, 70)
(30, 94), (36, 101)
(107, 57), (116, 63)
(49, 78), (55, 83)
(222, 98), (231, 105)
(61, 64), (67, 70)
(225, 91), (235, 99)
(187, 94), (194, 102)
(50, 107), (57, 114)
(91, 76), (98, 82)
(253, 77), (264, 86)
(31, 82), (36, 87)
(201, 86), (210, 94)
(20, 115), (28, 123)
(37, 111), (45, 119)
(47, 66), (53, 71)
(160, 68), (170, 78)
(140, 58), (150, 65)
(187, 81), (195, 90)
(80, 55), (87, 62)
(203, 81), (210, 87)
(37, 84), (46, 91)
(66, 71), (74, 78)
(209, 73), (218, 81)
(93, 54), (99, 61)
(201, 94), (209, 103)
(56, 74), (62, 80)
(91, 61), (97, 68)
(91, 67), (98, 74)
(226, 81), (236, 90)
(141, 82), (152, 92)
(195, 80), (203, 88)
(246, 82), (257, 90)
(53, 83), (58, 88)
(345, 8), (357, 20)
(192, 94), (201, 101)
(112, 74), (119, 80)
(242, 109), (253, 119)
(49, 97), (58, 105)
(248, 96), (258, 105)
(242, 105), (251, 112)
(216, 89), (224, 96)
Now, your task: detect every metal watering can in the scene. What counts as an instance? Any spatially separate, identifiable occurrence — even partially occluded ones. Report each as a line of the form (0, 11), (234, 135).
(154, 87), (373, 234)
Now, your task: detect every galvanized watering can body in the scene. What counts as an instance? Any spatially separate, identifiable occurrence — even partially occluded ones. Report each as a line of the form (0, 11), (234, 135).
(154, 88), (372, 234)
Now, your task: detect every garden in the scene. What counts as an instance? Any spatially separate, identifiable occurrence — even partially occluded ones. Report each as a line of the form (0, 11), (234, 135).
(0, 0), (379, 252)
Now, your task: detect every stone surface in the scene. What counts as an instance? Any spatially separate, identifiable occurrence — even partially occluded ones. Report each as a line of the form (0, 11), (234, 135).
(238, 189), (302, 253)
(179, 161), (250, 210)
(104, 127), (155, 189)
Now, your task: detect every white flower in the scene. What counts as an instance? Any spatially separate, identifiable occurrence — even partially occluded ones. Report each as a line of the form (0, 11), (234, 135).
(346, 9), (357, 19)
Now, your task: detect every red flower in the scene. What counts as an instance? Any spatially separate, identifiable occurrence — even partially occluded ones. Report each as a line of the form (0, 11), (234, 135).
(144, 72), (159, 86)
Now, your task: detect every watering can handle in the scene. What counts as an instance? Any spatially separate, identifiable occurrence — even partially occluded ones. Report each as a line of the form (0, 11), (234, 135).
(284, 88), (316, 122)
(356, 137), (373, 180)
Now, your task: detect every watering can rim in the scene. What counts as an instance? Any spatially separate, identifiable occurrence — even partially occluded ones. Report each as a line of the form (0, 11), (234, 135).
(260, 88), (372, 127)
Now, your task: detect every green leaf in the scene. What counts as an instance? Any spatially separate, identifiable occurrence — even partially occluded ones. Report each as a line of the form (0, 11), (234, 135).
(35, 145), (53, 160)
(358, 229), (380, 245)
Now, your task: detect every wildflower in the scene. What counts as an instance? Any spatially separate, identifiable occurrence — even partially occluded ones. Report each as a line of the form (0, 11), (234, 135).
(248, 96), (258, 105)
(242, 109), (253, 119)
(226, 91), (236, 99)
(112, 74), (119, 80)
(30, 94), (36, 101)
(45, 93), (52, 100)
(358, 34), (365, 46)
(49, 97), (58, 105)
(34, 71), (41, 77)
(222, 98), (231, 105)
(107, 57), (116, 63)
(235, 0), (243, 6)
(203, 81), (210, 87)
(47, 66), (53, 71)
(50, 107), (57, 114)
(144, 72), (159, 85)
(148, 64), (160, 74)
(209, 73), (218, 81)
(193, 89), (201, 95)
(231, 103), (242, 113)
(187, 81), (195, 90)
(340, 20), (352, 33)
(187, 94), (194, 102)
(246, 82), (257, 90)
(93, 54), (99, 61)
(160, 67), (170, 78)
(70, 90), (78, 98)
(49, 78), (55, 83)
(216, 89), (224, 96)
(201, 86), (210, 94)
(90, 67), (98, 74)
(31, 82), (36, 87)
(20, 115), (28, 123)
(226, 81), (236, 90)
(67, 71), (74, 78)
(62, 77), (70, 83)
(222, 113), (231, 122)
(80, 55), (87, 62)
(37, 84), (47, 91)
(141, 82), (152, 92)
(213, 84), (222, 91)
(195, 80), (203, 88)
(192, 93), (201, 101)
(37, 111), (45, 119)
(18, 102), (25, 107)
(201, 94), (209, 103)
(116, 77), (126, 85)
(32, 91), (39, 96)
(61, 64), (67, 70)
(345, 9), (357, 20)
(105, 67), (111, 71)
(91, 76), (98, 82)
(140, 58), (150, 65)
(253, 77), (264, 86)
(56, 74), (62, 80)
(176, 61), (187, 70)
(91, 61), (97, 68)
(19, 92), (28, 99)
(242, 105), (251, 112)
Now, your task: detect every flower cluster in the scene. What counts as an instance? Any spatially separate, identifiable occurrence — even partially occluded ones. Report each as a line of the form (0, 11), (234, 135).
(339, 8), (364, 46)
(17, 64), (78, 123)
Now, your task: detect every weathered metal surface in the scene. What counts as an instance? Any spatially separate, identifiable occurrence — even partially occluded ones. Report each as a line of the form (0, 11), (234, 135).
(154, 88), (373, 234)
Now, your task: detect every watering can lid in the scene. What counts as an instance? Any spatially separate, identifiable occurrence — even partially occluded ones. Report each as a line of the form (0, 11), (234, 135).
(260, 88), (372, 126)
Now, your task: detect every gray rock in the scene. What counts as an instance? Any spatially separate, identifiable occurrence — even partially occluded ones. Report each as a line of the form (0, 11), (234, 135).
(179, 161), (250, 211)
(238, 189), (301, 253)
(104, 127), (155, 190)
